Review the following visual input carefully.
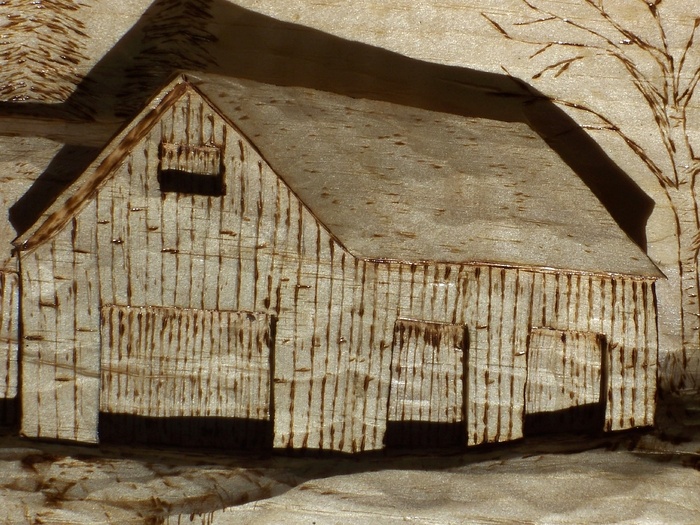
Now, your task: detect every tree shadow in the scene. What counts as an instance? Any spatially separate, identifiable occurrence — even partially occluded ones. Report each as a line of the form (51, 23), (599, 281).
(5, 0), (653, 247)
(9, 145), (99, 236)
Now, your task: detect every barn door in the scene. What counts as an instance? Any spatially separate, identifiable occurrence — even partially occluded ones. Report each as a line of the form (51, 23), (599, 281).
(386, 319), (466, 448)
(99, 305), (273, 448)
(525, 328), (606, 434)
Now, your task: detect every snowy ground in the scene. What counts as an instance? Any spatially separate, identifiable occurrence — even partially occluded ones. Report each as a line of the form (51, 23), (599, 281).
(187, 450), (700, 525)
(1, 395), (698, 525)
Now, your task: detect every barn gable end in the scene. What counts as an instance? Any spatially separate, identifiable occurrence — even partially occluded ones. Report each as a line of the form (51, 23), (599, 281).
(18, 80), (379, 449)
(15, 73), (660, 453)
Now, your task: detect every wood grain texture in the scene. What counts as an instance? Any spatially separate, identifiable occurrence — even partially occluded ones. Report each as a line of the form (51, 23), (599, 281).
(526, 329), (604, 414)
(99, 306), (271, 420)
(17, 79), (659, 450)
(0, 272), (19, 423)
(388, 319), (465, 423)
(20, 223), (100, 443)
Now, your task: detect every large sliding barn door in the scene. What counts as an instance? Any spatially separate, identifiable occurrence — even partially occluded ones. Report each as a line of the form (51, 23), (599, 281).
(525, 328), (606, 433)
(99, 305), (273, 447)
(386, 319), (466, 448)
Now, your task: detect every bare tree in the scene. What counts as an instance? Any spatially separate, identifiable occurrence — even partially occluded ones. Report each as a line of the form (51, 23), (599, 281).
(483, 0), (700, 391)
(0, 0), (93, 118)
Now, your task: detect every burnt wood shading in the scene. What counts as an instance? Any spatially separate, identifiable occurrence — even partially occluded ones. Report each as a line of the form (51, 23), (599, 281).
(0, 272), (18, 427)
(525, 328), (606, 434)
(158, 142), (224, 196)
(386, 319), (466, 448)
(13, 73), (660, 452)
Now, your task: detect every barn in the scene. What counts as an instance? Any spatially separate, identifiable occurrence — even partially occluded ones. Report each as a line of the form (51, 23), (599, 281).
(14, 73), (660, 452)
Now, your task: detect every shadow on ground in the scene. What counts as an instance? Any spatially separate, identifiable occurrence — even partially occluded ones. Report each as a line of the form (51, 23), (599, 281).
(0, 392), (696, 523)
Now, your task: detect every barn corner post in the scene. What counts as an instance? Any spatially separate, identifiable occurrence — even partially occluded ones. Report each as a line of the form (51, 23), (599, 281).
(0, 266), (20, 427)
(15, 239), (101, 444)
(484, 0), (700, 393)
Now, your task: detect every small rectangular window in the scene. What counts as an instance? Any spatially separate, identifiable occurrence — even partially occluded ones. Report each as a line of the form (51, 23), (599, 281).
(159, 143), (224, 196)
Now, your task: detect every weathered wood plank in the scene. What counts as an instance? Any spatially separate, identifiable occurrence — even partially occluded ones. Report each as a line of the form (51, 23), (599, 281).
(126, 151), (148, 307)
(643, 280), (658, 427)
(467, 267), (491, 446)
(499, 269), (518, 442)
(485, 267), (503, 442)
(509, 269), (532, 441)
(329, 251), (351, 451)
(0, 272), (19, 404)
(100, 306), (272, 422)
(526, 328), (603, 414)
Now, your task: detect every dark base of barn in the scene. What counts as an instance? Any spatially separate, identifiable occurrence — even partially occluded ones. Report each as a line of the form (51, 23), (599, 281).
(524, 403), (606, 436)
(0, 398), (18, 429)
(94, 404), (608, 453)
(98, 413), (274, 451)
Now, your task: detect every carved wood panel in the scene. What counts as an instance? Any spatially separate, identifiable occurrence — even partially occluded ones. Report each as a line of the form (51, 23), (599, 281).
(387, 319), (465, 447)
(99, 305), (272, 421)
(525, 328), (606, 433)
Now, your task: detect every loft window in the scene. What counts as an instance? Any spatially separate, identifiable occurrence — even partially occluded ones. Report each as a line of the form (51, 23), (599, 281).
(159, 142), (224, 196)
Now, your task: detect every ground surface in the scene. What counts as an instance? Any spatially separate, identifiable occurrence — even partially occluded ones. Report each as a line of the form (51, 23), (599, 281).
(0, 395), (698, 525)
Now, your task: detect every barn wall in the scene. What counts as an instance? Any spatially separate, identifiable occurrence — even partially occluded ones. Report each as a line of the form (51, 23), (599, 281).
(342, 263), (531, 448)
(0, 271), (19, 425)
(527, 272), (657, 432)
(20, 209), (100, 442)
(18, 84), (658, 451)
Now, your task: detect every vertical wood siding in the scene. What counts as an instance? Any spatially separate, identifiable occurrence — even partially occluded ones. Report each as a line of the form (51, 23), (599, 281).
(526, 329), (604, 413)
(20, 209), (100, 442)
(19, 84), (658, 450)
(0, 272), (19, 424)
(99, 306), (271, 420)
(388, 319), (465, 424)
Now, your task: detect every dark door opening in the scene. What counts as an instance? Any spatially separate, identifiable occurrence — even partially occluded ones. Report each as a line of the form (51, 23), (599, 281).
(98, 305), (274, 450)
(524, 328), (607, 435)
(385, 319), (467, 449)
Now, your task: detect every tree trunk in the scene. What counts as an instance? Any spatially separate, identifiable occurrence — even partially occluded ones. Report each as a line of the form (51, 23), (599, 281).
(673, 197), (700, 391)
(665, 104), (700, 390)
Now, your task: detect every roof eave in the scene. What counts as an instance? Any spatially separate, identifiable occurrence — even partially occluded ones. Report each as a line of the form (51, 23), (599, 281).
(363, 256), (664, 280)
(14, 74), (192, 254)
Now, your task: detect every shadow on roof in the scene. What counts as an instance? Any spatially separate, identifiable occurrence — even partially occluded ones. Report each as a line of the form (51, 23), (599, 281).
(5, 0), (653, 250)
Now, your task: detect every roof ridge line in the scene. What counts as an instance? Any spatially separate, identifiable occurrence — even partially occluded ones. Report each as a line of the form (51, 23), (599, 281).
(14, 74), (191, 254)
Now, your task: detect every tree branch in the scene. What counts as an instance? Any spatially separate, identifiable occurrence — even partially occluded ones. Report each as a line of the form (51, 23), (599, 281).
(532, 56), (586, 79)
(584, 0), (670, 76)
(609, 48), (667, 105)
(678, 18), (700, 80)
(521, 0), (671, 77)
(485, 8), (668, 111)
(678, 19), (700, 107)
(487, 1), (671, 84)
(514, 15), (556, 27)
(680, 65), (700, 109)
(501, 67), (674, 188)
(563, 100), (676, 188)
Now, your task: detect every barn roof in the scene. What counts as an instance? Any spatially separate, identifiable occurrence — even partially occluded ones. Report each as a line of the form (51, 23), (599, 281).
(16, 72), (661, 278)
